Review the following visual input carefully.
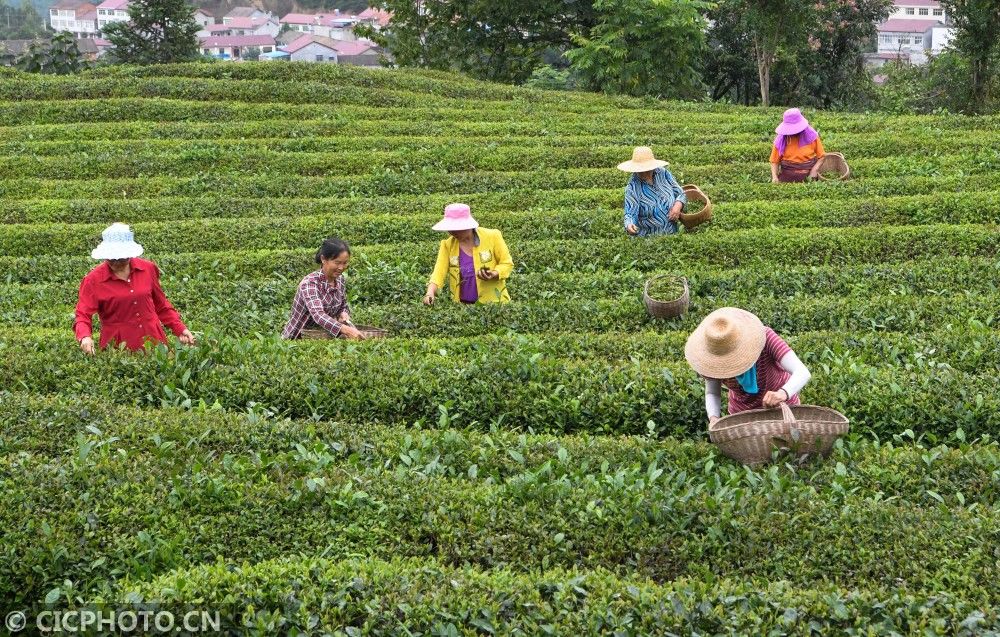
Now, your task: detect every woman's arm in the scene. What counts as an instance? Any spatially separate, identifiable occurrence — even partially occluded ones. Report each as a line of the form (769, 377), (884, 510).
(74, 277), (97, 342)
(151, 265), (188, 337)
(623, 182), (639, 232)
(491, 231), (513, 280)
(779, 350), (811, 399)
(664, 169), (686, 207)
(425, 241), (449, 303)
(770, 163), (781, 183)
(705, 378), (723, 420)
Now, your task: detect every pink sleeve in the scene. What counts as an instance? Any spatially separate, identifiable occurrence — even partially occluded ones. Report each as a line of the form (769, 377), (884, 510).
(763, 327), (792, 360)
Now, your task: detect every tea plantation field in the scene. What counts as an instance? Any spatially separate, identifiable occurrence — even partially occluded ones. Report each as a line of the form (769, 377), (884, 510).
(1, 63), (1000, 634)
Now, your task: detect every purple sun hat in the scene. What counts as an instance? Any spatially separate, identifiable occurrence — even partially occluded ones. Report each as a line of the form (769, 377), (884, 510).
(775, 108), (810, 136)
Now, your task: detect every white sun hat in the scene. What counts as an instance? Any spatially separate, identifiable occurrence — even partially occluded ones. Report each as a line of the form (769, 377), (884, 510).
(91, 223), (144, 260)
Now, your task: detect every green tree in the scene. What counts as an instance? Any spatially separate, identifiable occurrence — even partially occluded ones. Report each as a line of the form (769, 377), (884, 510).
(103, 0), (201, 64)
(16, 31), (87, 73)
(940, 0), (1000, 113)
(356, 0), (599, 83)
(564, 0), (708, 99)
(0, 0), (46, 39)
(706, 0), (890, 108)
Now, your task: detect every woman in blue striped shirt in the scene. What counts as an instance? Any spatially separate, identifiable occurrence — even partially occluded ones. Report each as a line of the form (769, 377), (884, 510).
(617, 146), (687, 237)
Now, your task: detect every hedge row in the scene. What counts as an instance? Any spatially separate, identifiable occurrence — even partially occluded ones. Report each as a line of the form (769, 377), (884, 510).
(3, 392), (999, 608)
(5, 173), (999, 226)
(0, 150), (993, 200)
(5, 190), (1000, 257)
(1, 320), (996, 436)
(113, 557), (1000, 635)
(5, 253), (995, 311)
(2, 141), (997, 182)
(2, 225), (994, 285)
(3, 129), (988, 163)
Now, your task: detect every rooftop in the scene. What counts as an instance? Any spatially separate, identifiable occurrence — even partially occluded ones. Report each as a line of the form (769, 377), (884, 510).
(281, 33), (339, 53)
(199, 34), (276, 47)
(879, 18), (942, 32)
(95, 0), (128, 10)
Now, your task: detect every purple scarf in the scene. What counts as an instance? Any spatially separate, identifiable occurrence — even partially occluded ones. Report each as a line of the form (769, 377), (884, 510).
(774, 127), (819, 157)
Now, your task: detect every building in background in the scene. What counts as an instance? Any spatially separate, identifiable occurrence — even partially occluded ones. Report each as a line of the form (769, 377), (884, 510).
(223, 6), (271, 23)
(870, 0), (952, 66)
(95, 0), (128, 34)
(198, 15), (279, 37)
(199, 33), (275, 59)
(193, 8), (214, 28)
(49, 0), (98, 38)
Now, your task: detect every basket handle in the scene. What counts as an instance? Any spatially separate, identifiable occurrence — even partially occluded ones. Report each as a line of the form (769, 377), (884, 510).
(780, 402), (802, 443)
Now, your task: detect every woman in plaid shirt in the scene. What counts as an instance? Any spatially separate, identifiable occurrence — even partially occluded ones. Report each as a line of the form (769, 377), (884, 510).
(281, 237), (365, 340)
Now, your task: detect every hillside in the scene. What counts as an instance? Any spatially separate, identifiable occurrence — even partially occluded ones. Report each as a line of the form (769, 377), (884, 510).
(1, 63), (999, 632)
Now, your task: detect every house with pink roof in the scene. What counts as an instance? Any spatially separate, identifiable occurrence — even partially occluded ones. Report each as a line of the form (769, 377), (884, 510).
(199, 34), (276, 59)
(279, 11), (361, 40)
(95, 0), (128, 33)
(277, 33), (379, 65)
(356, 7), (390, 30)
(197, 15), (279, 37)
(49, 0), (99, 38)
(872, 1), (952, 66)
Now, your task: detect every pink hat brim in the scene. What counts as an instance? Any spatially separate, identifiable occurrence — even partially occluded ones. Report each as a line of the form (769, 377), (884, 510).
(432, 216), (479, 232)
(775, 120), (809, 136)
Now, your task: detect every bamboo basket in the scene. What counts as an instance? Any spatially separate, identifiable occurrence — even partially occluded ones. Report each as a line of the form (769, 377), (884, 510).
(300, 325), (389, 340)
(709, 403), (849, 465)
(817, 152), (850, 181)
(642, 274), (689, 319)
(680, 184), (713, 230)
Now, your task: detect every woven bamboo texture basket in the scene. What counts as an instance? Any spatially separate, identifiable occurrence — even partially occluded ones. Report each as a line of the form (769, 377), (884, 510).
(300, 325), (389, 340)
(642, 275), (689, 319)
(817, 152), (850, 181)
(680, 184), (713, 230)
(709, 403), (849, 465)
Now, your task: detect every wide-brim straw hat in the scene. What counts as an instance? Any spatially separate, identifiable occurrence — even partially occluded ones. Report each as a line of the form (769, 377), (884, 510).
(685, 307), (766, 379)
(432, 203), (479, 232)
(775, 108), (809, 136)
(91, 222), (144, 260)
(617, 146), (667, 172)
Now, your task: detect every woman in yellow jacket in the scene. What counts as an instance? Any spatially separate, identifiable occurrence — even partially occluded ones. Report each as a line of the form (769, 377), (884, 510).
(423, 203), (513, 305)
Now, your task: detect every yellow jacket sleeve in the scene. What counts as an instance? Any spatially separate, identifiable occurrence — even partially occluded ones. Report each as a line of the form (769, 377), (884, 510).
(492, 230), (513, 279)
(429, 239), (449, 288)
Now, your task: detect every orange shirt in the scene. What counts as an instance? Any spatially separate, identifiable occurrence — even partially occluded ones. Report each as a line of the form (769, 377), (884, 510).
(770, 136), (825, 164)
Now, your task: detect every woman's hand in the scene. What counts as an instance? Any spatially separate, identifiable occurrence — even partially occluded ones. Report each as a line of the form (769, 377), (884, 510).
(80, 336), (95, 355)
(763, 389), (789, 408)
(708, 415), (720, 426)
(179, 329), (196, 346)
(423, 284), (437, 305)
(340, 324), (364, 340)
(477, 268), (499, 281)
(337, 312), (351, 324)
(668, 202), (683, 222)
(771, 176), (780, 184)
(625, 223), (638, 235)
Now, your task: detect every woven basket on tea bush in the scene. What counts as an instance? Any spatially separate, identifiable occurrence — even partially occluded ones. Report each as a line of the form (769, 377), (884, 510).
(817, 152), (850, 181)
(300, 325), (389, 340)
(643, 274), (689, 319)
(709, 403), (849, 465)
(680, 185), (713, 230)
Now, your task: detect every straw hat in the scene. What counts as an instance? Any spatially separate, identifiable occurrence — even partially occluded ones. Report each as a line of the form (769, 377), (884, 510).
(617, 146), (667, 173)
(432, 203), (479, 232)
(775, 108), (810, 136)
(91, 223), (144, 260)
(684, 308), (766, 379)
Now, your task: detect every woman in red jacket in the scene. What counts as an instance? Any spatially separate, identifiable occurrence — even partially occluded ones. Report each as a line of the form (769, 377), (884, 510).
(74, 223), (195, 354)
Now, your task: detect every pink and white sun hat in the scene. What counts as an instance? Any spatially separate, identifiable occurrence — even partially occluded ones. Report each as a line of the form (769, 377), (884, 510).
(775, 108), (810, 136)
(432, 203), (479, 232)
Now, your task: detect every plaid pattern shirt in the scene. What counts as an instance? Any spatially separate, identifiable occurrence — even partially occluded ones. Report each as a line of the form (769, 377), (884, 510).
(281, 270), (351, 339)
